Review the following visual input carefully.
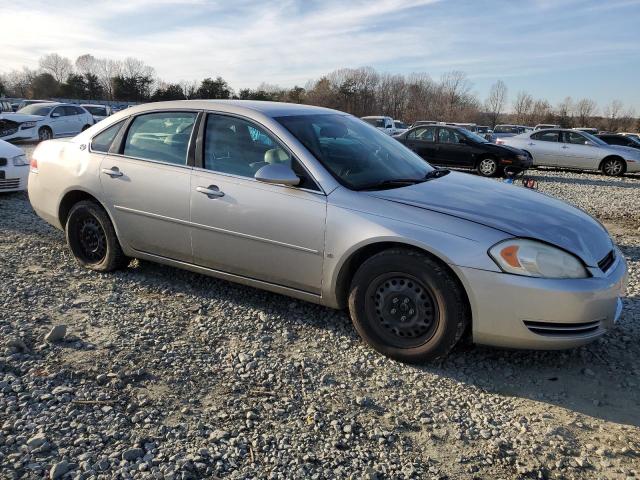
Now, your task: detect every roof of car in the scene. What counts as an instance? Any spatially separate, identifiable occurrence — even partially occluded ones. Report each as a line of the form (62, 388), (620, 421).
(124, 100), (343, 118)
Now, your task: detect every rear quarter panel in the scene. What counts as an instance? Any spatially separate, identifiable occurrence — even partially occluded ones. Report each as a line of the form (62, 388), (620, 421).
(28, 139), (105, 230)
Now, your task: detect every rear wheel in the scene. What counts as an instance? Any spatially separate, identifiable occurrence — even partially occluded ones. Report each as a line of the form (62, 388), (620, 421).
(601, 157), (625, 176)
(38, 127), (52, 141)
(65, 200), (129, 272)
(477, 158), (498, 177)
(348, 249), (469, 363)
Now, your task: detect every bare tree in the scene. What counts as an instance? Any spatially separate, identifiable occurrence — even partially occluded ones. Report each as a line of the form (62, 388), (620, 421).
(440, 70), (473, 120)
(2, 68), (36, 97)
(39, 53), (73, 83)
(512, 91), (534, 125)
(531, 99), (553, 126)
(556, 96), (574, 128)
(180, 80), (200, 99)
(485, 80), (508, 127)
(573, 98), (597, 127)
(603, 100), (624, 131)
(75, 54), (99, 76)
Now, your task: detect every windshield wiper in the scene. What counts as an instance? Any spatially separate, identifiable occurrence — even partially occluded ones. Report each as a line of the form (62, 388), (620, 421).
(356, 169), (450, 191)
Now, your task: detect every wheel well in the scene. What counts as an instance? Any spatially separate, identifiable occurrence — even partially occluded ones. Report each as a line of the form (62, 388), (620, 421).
(39, 125), (52, 131)
(599, 155), (626, 172)
(58, 190), (100, 227)
(335, 242), (472, 320)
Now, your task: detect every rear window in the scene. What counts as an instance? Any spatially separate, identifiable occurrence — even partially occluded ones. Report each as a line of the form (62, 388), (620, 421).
(84, 106), (107, 116)
(91, 120), (125, 153)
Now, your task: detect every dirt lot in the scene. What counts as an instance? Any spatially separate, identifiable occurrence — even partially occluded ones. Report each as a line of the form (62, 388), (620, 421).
(1, 143), (639, 479)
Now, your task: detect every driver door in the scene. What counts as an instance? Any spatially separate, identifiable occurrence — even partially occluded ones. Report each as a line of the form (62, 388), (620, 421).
(49, 106), (72, 136)
(190, 113), (327, 293)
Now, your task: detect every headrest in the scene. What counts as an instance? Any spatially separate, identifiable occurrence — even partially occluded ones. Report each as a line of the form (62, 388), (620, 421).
(264, 148), (289, 164)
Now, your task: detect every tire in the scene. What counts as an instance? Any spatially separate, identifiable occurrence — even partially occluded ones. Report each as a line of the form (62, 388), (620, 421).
(38, 127), (52, 141)
(477, 158), (498, 177)
(65, 200), (129, 272)
(348, 249), (469, 363)
(601, 157), (625, 177)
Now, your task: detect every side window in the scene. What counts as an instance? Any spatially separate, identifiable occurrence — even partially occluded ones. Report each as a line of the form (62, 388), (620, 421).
(565, 131), (588, 145)
(438, 128), (462, 144)
(91, 121), (125, 153)
(63, 106), (78, 116)
(52, 106), (66, 117)
(408, 126), (435, 142)
(606, 137), (623, 145)
(532, 131), (560, 142)
(203, 114), (319, 191)
(123, 111), (197, 165)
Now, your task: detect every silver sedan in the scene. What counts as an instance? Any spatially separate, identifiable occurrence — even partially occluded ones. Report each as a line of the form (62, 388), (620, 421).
(498, 128), (640, 176)
(28, 101), (628, 362)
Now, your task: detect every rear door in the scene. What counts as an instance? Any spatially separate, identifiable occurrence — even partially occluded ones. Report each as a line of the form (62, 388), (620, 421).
(64, 106), (83, 134)
(404, 126), (438, 163)
(99, 110), (199, 262)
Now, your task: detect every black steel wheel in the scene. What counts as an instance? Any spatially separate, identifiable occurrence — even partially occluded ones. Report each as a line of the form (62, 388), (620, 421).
(349, 249), (469, 363)
(65, 200), (129, 271)
(365, 273), (439, 349)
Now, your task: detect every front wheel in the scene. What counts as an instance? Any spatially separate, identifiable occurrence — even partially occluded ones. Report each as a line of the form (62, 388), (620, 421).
(477, 158), (498, 177)
(348, 249), (469, 363)
(65, 200), (129, 272)
(38, 127), (52, 141)
(601, 157), (625, 177)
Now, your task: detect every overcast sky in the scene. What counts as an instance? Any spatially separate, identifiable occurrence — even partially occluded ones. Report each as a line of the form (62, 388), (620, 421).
(2, 0), (640, 109)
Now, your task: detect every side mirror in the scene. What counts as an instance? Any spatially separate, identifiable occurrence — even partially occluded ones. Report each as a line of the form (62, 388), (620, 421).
(51, 112), (61, 118)
(254, 163), (300, 186)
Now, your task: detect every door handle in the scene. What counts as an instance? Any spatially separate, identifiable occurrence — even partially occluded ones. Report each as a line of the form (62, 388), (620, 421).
(101, 167), (123, 177)
(561, 145), (569, 149)
(527, 142), (535, 146)
(196, 185), (225, 198)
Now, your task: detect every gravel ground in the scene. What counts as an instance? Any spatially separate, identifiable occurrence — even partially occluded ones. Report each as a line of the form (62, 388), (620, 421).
(1, 144), (639, 479)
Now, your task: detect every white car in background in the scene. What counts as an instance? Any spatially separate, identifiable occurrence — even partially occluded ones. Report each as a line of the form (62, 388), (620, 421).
(393, 120), (408, 134)
(361, 116), (398, 135)
(534, 123), (560, 130)
(81, 104), (112, 124)
(0, 140), (29, 192)
(0, 102), (94, 142)
(498, 128), (640, 176)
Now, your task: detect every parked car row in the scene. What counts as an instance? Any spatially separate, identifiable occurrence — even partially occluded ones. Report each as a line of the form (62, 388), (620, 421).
(24, 100), (628, 363)
(498, 129), (640, 176)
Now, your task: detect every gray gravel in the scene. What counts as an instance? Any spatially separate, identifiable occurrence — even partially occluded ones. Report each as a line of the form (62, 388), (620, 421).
(1, 145), (639, 479)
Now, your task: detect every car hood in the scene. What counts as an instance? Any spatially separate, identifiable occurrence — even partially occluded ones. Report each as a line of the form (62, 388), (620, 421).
(368, 171), (612, 267)
(608, 145), (640, 157)
(0, 113), (44, 123)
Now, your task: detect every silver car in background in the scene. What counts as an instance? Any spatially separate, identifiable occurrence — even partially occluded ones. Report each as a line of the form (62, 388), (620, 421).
(499, 128), (640, 176)
(28, 101), (627, 362)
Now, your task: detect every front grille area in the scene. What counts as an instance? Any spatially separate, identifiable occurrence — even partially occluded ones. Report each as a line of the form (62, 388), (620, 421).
(598, 250), (616, 273)
(0, 158), (7, 167)
(0, 127), (18, 138)
(524, 320), (601, 336)
(0, 178), (21, 190)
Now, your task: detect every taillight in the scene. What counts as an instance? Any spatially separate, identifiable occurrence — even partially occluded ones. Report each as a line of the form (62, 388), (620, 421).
(30, 158), (38, 172)
(496, 139), (505, 145)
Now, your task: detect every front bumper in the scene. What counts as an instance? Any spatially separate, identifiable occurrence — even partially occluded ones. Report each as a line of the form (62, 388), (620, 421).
(457, 250), (628, 349)
(0, 127), (38, 142)
(625, 159), (640, 173)
(0, 164), (29, 192)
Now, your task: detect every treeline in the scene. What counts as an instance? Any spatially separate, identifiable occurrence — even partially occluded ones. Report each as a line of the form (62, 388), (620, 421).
(1, 53), (638, 132)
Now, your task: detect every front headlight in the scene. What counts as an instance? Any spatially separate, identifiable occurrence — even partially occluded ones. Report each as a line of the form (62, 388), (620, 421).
(20, 121), (37, 130)
(12, 154), (29, 166)
(489, 239), (588, 278)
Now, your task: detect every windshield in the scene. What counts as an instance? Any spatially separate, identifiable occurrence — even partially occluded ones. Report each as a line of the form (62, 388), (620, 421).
(581, 131), (608, 146)
(84, 106), (106, 116)
(17, 104), (53, 116)
(276, 114), (434, 190)
(460, 129), (489, 143)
